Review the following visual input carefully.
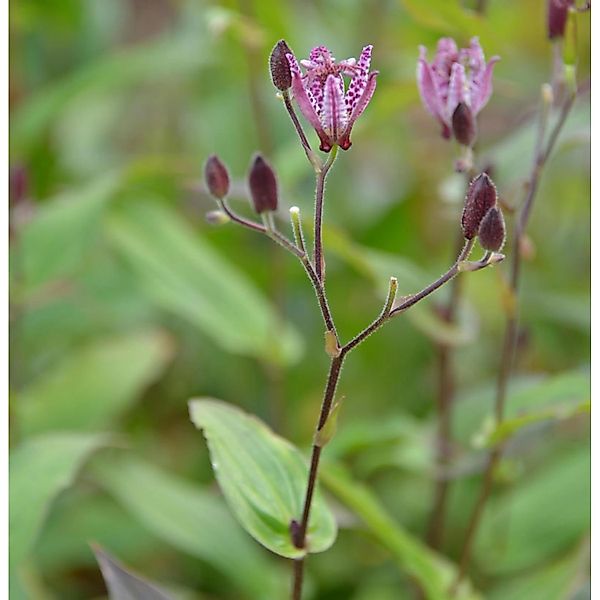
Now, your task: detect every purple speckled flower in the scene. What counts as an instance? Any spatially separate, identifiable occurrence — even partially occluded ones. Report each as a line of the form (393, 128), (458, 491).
(417, 37), (499, 140)
(286, 45), (378, 152)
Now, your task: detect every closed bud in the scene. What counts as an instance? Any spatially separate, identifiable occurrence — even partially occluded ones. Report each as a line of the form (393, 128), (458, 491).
(461, 173), (498, 239)
(248, 154), (278, 214)
(452, 102), (477, 147)
(547, 0), (573, 39)
(204, 155), (230, 199)
(478, 207), (506, 252)
(269, 39), (293, 91)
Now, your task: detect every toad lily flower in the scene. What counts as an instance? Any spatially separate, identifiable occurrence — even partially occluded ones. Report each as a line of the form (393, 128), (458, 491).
(417, 37), (499, 141)
(286, 45), (378, 152)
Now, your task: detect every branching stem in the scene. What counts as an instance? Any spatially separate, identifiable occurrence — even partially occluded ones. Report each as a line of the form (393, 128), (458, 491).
(451, 89), (577, 594)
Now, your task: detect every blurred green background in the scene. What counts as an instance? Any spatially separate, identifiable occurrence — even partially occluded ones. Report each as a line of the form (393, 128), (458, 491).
(9, 0), (590, 598)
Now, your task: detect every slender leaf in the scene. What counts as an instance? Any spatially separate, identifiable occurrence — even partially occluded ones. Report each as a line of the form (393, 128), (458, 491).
(189, 399), (337, 558)
(10, 433), (107, 595)
(16, 173), (120, 290)
(321, 462), (479, 600)
(17, 330), (174, 436)
(106, 201), (302, 365)
(92, 455), (282, 599)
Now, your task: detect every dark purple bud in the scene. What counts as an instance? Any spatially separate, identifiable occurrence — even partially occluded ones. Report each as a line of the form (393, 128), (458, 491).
(478, 206), (506, 252)
(547, 0), (574, 39)
(204, 155), (230, 199)
(452, 102), (477, 147)
(248, 154), (278, 214)
(461, 173), (498, 240)
(269, 39), (293, 91)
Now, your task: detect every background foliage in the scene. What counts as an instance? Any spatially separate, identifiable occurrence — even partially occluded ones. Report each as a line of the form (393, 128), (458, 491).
(9, 0), (590, 598)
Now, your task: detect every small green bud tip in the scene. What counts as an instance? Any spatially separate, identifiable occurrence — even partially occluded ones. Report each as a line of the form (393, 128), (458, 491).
(461, 172), (498, 240)
(205, 210), (230, 226)
(269, 39), (293, 91)
(478, 206), (506, 252)
(248, 154), (278, 214)
(204, 155), (230, 199)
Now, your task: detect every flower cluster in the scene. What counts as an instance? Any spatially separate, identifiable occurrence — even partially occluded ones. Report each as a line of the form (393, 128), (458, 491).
(417, 37), (499, 145)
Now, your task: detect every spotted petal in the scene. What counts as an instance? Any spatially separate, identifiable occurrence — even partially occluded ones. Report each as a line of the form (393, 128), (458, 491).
(345, 45), (372, 114)
(322, 74), (347, 143)
(339, 70), (378, 150)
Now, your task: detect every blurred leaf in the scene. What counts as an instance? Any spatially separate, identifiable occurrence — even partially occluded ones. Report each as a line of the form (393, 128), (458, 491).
(320, 462), (479, 600)
(399, 0), (497, 41)
(106, 200), (302, 365)
(489, 104), (590, 191)
(189, 398), (337, 559)
(475, 444), (590, 574)
(34, 490), (159, 573)
(11, 28), (212, 154)
(92, 455), (282, 599)
(488, 546), (586, 600)
(17, 330), (174, 437)
(17, 173), (120, 290)
(93, 545), (174, 600)
(453, 369), (590, 444)
(480, 400), (590, 447)
(9, 433), (107, 595)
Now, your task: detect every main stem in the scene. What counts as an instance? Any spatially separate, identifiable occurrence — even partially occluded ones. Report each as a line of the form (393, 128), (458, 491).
(451, 91), (576, 591)
(314, 147), (338, 282)
(292, 353), (344, 600)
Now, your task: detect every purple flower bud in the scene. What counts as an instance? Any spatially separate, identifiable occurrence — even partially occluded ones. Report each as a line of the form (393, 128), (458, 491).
(452, 102), (477, 147)
(478, 206), (506, 252)
(269, 39), (293, 91)
(547, 0), (574, 39)
(248, 154), (278, 214)
(204, 155), (230, 199)
(461, 173), (498, 240)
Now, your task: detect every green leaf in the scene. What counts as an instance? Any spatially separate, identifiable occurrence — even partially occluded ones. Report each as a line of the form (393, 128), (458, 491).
(487, 547), (586, 600)
(475, 445), (590, 574)
(399, 0), (498, 41)
(16, 330), (174, 437)
(188, 399), (337, 558)
(453, 369), (591, 444)
(93, 545), (173, 600)
(16, 173), (120, 290)
(320, 462), (479, 600)
(106, 200), (302, 365)
(92, 455), (282, 599)
(480, 400), (590, 447)
(10, 433), (107, 594)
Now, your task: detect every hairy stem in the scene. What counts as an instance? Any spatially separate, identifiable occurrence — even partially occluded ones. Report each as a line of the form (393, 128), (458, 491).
(314, 146), (338, 282)
(451, 90), (577, 592)
(283, 91), (319, 169)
